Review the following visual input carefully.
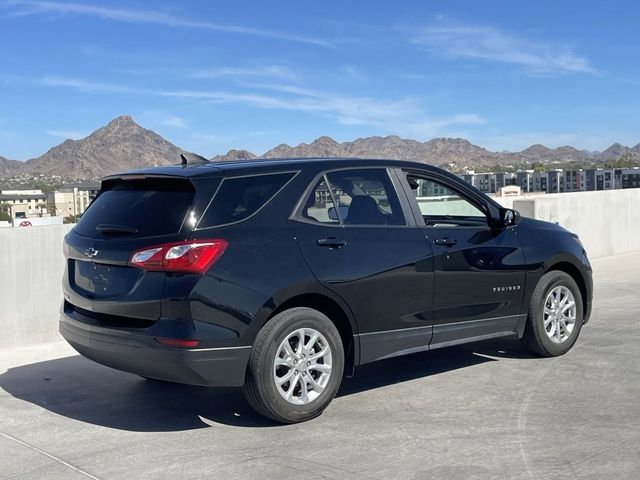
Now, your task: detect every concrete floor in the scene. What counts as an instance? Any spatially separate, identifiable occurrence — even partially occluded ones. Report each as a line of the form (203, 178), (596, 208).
(1, 253), (639, 480)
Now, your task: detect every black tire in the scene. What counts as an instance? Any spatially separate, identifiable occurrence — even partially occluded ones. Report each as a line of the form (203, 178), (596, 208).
(522, 270), (583, 357)
(243, 307), (344, 423)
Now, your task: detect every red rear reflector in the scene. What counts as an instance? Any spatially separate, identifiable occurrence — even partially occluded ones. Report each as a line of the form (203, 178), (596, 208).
(129, 239), (227, 274)
(154, 337), (201, 348)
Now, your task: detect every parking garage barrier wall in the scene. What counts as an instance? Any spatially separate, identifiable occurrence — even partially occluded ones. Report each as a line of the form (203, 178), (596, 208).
(1, 224), (73, 348)
(1, 188), (640, 348)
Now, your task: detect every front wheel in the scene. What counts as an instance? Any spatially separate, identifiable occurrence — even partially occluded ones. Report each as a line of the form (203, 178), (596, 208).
(522, 270), (584, 357)
(243, 307), (345, 423)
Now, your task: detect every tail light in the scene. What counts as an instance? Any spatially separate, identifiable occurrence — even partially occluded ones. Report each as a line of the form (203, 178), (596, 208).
(154, 337), (201, 348)
(129, 239), (227, 274)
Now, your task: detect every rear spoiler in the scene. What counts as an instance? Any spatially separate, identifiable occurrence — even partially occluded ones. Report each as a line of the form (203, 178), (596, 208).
(100, 153), (220, 185)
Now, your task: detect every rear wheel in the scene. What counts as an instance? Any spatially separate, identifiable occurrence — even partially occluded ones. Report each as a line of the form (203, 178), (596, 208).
(243, 307), (344, 423)
(522, 270), (583, 357)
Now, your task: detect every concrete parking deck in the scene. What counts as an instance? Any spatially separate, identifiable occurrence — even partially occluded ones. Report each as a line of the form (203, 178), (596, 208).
(1, 252), (639, 480)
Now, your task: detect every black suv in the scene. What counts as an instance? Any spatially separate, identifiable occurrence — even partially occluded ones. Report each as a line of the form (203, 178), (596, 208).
(61, 157), (593, 423)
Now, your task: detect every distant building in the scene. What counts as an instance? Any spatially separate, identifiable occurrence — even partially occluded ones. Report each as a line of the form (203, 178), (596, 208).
(458, 167), (640, 195)
(49, 182), (100, 218)
(619, 168), (640, 189)
(515, 170), (535, 193)
(546, 169), (563, 193)
(495, 172), (517, 190)
(0, 189), (49, 218)
(461, 171), (508, 194)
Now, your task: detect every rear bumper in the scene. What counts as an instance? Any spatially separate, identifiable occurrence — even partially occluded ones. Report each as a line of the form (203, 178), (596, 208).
(60, 310), (251, 387)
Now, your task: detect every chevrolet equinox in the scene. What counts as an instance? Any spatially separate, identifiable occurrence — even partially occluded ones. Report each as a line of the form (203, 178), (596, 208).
(61, 156), (593, 423)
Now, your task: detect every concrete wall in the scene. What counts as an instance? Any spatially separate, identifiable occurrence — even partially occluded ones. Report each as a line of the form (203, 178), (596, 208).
(493, 189), (640, 259)
(0, 224), (72, 348)
(0, 188), (639, 348)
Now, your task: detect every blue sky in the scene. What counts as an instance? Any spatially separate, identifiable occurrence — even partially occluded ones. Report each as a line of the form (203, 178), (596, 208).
(1, 0), (639, 160)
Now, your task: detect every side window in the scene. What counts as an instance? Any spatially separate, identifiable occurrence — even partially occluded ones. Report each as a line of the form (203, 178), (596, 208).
(301, 169), (405, 226)
(199, 172), (295, 227)
(302, 178), (339, 224)
(406, 174), (487, 227)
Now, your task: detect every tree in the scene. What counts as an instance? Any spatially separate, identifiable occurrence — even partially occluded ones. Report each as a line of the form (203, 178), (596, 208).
(0, 202), (11, 221)
(64, 214), (82, 224)
(36, 202), (47, 217)
(605, 153), (638, 169)
(531, 162), (546, 173)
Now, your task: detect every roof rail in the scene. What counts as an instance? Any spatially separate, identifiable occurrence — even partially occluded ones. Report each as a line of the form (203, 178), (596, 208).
(180, 152), (211, 165)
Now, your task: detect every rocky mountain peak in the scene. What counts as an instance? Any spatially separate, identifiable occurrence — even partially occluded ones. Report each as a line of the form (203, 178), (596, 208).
(2, 116), (639, 182)
(0, 156), (22, 177)
(12, 115), (182, 179)
(212, 149), (257, 161)
(106, 115), (135, 127)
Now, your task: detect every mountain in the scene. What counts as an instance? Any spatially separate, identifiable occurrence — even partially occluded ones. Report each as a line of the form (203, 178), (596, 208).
(17, 115), (182, 179)
(258, 135), (491, 166)
(512, 144), (592, 164)
(0, 156), (21, 177)
(211, 149), (257, 161)
(595, 143), (631, 161)
(2, 115), (639, 181)
(236, 136), (607, 167)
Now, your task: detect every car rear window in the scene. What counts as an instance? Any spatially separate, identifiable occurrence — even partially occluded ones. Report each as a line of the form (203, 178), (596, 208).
(74, 178), (195, 238)
(198, 172), (295, 228)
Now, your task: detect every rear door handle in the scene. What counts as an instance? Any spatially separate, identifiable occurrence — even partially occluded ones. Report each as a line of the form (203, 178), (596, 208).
(317, 237), (347, 249)
(434, 237), (457, 247)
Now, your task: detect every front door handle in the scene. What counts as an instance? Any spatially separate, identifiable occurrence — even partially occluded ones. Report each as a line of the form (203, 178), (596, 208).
(317, 237), (347, 249)
(434, 237), (457, 247)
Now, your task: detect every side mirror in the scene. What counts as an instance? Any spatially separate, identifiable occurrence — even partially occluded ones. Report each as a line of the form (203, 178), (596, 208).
(493, 208), (521, 229)
(327, 206), (339, 221)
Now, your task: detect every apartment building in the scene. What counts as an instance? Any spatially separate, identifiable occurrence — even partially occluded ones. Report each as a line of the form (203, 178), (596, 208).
(460, 167), (640, 194)
(460, 171), (495, 194)
(0, 189), (49, 218)
(619, 168), (640, 188)
(494, 172), (518, 190)
(515, 170), (535, 193)
(48, 182), (100, 217)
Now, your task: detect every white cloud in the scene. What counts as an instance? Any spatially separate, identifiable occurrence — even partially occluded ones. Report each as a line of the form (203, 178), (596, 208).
(192, 130), (280, 144)
(41, 75), (134, 93)
(187, 65), (296, 81)
(230, 83), (484, 136)
(5, 0), (332, 47)
(45, 129), (87, 140)
(161, 115), (187, 128)
(412, 22), (597, 76)
(138, 111), (188, 128)
(35, 75), (486, 138)
(340, 65), (367, 82)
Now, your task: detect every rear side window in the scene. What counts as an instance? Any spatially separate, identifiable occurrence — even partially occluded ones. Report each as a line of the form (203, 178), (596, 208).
(301, 168), (405, 226)
(75, 178), (195, 237)
(198, 172), (295, 227)
(302, 178), (340, 224)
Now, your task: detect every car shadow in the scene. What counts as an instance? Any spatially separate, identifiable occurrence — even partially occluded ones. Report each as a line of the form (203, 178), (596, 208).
(0, 338), (535, 431)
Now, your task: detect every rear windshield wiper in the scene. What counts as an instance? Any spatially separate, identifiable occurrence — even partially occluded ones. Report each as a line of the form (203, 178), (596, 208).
(95, 224), (139, 235)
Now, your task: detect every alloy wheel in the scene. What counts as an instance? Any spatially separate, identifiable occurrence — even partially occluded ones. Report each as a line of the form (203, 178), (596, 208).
(543, 285), (577, 344)
(273, 328), (333, 405)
